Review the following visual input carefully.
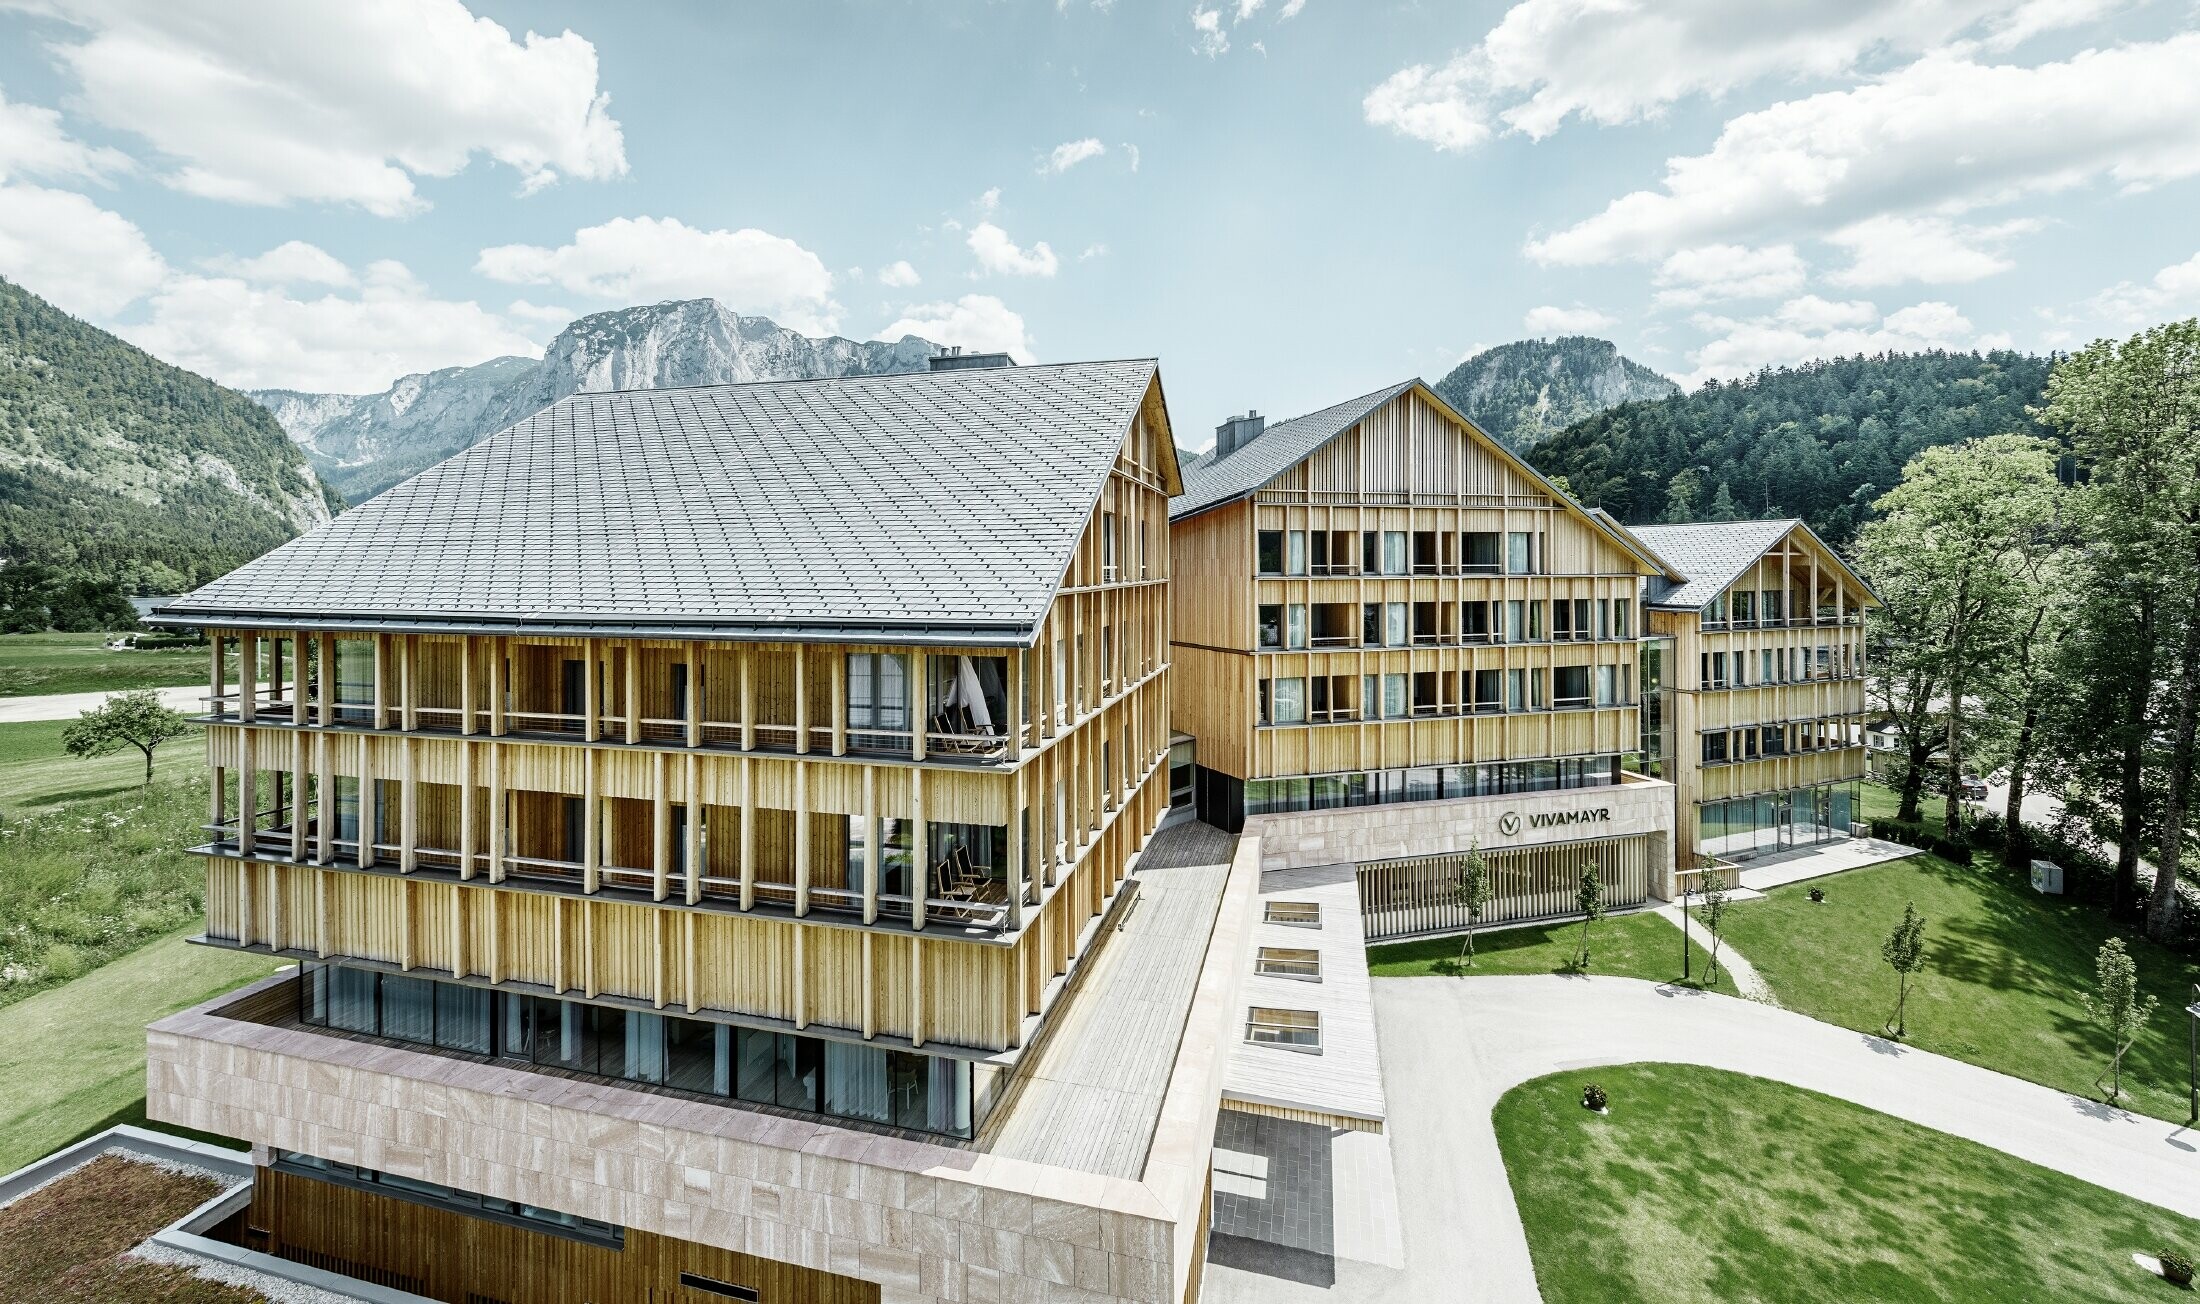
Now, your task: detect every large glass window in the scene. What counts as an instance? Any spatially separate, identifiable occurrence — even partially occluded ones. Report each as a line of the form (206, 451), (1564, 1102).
(1271, 677), (1307, 724)
(334, 639), (375, 721)
(1506, 531), (1534, 575)
(1286, 531), (1308, 576)
(1258, 604), (1283, 650)
(1287, 604), (1308, 650)
(846, 653), (909, 737)
(1463, 531), (1501, 572)
(1385, 602), (1408, 647)
(1257, 531), (1285, 575)
(1383, 531), (1408, 575)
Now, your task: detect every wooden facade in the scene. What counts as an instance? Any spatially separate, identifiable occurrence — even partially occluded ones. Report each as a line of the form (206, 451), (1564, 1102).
(1649, 522), (1876, 873)
(191, 393), (1179, 1059)
(1171, 386), (1668, 801)
(249, 1164), (880, 1304)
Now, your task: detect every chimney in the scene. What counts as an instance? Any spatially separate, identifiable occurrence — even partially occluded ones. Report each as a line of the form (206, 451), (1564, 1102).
(927, 345), (1016, 372)
(1213, 410), (1265, 459)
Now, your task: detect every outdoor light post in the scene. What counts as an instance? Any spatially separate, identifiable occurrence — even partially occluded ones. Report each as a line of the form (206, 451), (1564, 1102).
(1681, 872), (1694, 981)
(2187, 984), (2198, 1127)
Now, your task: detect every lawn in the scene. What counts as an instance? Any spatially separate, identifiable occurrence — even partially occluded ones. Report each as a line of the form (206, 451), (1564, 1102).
(0, 716), (203, 811)
(0, 631), (215, 698)
(1367, 908), (1740, 995)
(1860, 779), (1948, 831)
(1723, 853), (2200, 1124)
(0, 929), (280, 1174)
(1495, 1062), (2200, 1303)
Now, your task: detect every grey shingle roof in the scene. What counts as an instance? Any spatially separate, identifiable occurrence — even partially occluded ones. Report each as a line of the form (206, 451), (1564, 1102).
(1170, 381), (1417, 520)
(153, 360), (1161, 646)
(1630, 519), (1807, 609)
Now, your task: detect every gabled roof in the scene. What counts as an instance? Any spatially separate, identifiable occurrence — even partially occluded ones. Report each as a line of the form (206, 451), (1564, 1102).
(1171, 381), (1416, 520)
(1169, 379), (1682, 581)
(153, 360), (1171, 647)
(1631, 519), (1878, 610)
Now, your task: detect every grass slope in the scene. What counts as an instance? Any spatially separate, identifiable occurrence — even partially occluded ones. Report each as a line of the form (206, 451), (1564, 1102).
(1368, 908), (1739, 995)
(0, 716), (201, 809)
(0, 929), (278, 1172)
(0, 632), (215, 698)
(1723, 853), (2200, 1123)
(1495, 1062), (2200, 1303)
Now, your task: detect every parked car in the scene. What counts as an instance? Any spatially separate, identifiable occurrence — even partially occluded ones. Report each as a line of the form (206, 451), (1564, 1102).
(1958, 775), (1988, 802)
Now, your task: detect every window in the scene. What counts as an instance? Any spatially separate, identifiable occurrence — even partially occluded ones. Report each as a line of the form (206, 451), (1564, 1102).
(1386, 601), (1408, 647)
(1506, 668), (1527, 712)
(1473, 668), (1503, 712)
(1461, 601), (1492, 641)
(1383, 531), (1409, 575)
(1596, 664), (1621, 706)
(1257, 530), (1285, 575)
(1504, 600), (1527, 643)
(274, 1152), (625, 1247)
(1763, 591), (1785, 624)
(1762, 648), (1777, 683)
(1286, 530), (1307, 575)
(1702, 732), (1730, 763)
(1265, 901), (1322, 927)
(1733, 590), (1755, 624)
(1613, 600), (1631, 639)
(1271, 677), (1307, 724)
(1102, 512), (1119, 581)
(1287, 604), (1308, 650)
(1256, 947), (1322, 980)
(1258, 604), (1283, 650)
(1362, 603), (1383, 647)
(1463, 531), (1501, 572)
(1506, 531), (1534, 574)
(846, 653), (909, 736)
(1703, 594), (1728, 628)
(1138, 521), (1150, 578)
(1553, 665), (1591, 708)
(1702, 651), (1728, 688)
(1245, 1007), (1321, 1051)
(1384, 673), (1408, 719)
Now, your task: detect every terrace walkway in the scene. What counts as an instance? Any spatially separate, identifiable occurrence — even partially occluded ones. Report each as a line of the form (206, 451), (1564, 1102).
(1206, 975), (2200, 1304)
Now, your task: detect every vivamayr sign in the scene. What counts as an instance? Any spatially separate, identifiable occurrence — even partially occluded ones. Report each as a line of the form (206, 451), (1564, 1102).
(1496, 807), (1613, 837)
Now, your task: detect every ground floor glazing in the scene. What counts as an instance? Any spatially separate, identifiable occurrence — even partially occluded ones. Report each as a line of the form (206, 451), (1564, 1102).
(1697, 781), (1858, 862)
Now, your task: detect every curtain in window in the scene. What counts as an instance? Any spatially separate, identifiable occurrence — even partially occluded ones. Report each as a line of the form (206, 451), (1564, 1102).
(825, 1040), (891, 1123)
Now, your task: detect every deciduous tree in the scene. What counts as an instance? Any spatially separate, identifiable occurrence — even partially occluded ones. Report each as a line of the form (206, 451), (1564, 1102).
(1453, 842), (1492, 967)
(1880, 902), (1928, 1039)
(61, 690), (192, 784)
(2080, 937), (2158, 1105)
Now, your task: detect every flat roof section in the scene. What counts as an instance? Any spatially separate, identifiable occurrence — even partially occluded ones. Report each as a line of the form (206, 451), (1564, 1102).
(1223, 863), (1386, 1132)
(983, 819), (1240, 1178)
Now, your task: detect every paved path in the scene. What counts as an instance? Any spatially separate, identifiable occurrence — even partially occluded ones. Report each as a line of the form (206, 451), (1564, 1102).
(1648, 902), (1775, 1003)
(1209, 975), (2200, 1303)
(0, 684), (200, 723)
(1737, 835), (1918, 891)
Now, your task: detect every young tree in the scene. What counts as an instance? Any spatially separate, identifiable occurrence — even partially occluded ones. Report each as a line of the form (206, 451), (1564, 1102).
(1574, 863), (1605, 968)
(2041, 321), (2200, 941)
(1453, 842), (1492, 966)
(1880, 902), (1928, 1038)
(1857, 434), (2065, 842)
(1696, 869), (1731, 984)
(61, 689), (193, 783)
(2080, 937), (2159, 1105)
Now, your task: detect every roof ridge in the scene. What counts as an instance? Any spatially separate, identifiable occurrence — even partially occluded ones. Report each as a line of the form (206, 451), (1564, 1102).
(536, 357), (1160, 402)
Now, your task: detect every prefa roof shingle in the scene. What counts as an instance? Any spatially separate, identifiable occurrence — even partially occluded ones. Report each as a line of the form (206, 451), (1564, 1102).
(153, 360), (1162, 646)
(1629, 519), (1811, 610)
(1170, 381), (1417, 521)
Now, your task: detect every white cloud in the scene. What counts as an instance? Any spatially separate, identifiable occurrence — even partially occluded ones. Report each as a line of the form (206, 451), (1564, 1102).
(1825, 214), (2041, 287)
(0, 180), (166, 316)
(966, 221), (1060, 278)
(199, 240), (356, 288)
(506, 298), (574, 328)
(977, 187), (1001, 214)
(1042, 137), (1107, 175)
(1523, 304), (1617, 335)
(26, 0), (625, 216)
(1122, 142), (1141, 173)
(1652, 244), (1808, 307)
(127, 260), (542, 392)
(876, 260), (921, 288)
(1191, 6), (1229, 57)
(1679, 296), (2011, 387)
(475, 215), (839, 333)
(1280, 0), (1307, 15)
(1529, 36), (2200, 265)
(877, 294), (1035, 364)
(1079, 243), (1109, 261)
(1361, 0), (2118, 153)
(2081, 250), (2200, 329)
(0, 87), (131, 182)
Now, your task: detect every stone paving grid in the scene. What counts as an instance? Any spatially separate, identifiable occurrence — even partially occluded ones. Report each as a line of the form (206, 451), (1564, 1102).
(1209, 1110), (1333, 1254)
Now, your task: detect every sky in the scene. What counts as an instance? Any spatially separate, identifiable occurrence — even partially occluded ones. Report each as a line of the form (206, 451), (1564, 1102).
(0, 0), (2197, 450)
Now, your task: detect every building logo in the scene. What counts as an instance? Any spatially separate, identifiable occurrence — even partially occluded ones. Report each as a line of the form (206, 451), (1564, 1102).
(1496, 808), (1612, 837)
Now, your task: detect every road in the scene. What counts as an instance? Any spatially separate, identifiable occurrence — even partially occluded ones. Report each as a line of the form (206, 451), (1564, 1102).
(0, 684), (202, 723)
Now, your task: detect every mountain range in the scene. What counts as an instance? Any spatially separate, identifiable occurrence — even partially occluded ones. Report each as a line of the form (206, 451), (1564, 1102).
(254, 300), (943, 501)
(1431, 336), (1680, 449)
(0, 275), (334, 595)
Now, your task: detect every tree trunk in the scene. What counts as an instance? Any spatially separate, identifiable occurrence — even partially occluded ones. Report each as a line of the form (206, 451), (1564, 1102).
(2145, 559), (2200, 941)
(140, 744), (154, 785)
(1942, 578), (1969, 843)
(1898, 738), (1931, 824)
(2116, 595), (2154, 918)
(2002, 703), (2038, 869)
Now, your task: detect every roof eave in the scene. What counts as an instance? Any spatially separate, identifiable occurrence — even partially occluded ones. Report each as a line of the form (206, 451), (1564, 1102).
(144, 608), (1042, 649)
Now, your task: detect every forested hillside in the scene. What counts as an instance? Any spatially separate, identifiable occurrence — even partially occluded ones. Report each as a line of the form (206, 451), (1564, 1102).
(0, 277), (337, 603)
(1529, 351), (2056, 545)
(1430, 336), (1676, 449)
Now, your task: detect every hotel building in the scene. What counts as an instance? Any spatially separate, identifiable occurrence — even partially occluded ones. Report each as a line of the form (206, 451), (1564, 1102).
(1629, 520), (1879, 876)
(143, 359), (1257, 1304)
(1165, 382), (1687, 940)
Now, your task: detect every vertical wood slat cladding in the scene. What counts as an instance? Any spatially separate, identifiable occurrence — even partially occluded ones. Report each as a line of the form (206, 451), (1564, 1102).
(1357, 834), (1650, 941)
(254, 1166), (880, 1304)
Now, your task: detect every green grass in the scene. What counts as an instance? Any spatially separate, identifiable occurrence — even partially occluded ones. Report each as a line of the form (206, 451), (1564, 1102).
(1861, 779), (1948, 830)
(1723, 853), (2200, 1124)
(0, 631), (215, 698)
(0, 717), (202, 811)
(0, 929), (280, 1172)
(0, 766), (213, 1007)
(1367, 908), (1740, 995)
(1495, 1062), (2200, 1303)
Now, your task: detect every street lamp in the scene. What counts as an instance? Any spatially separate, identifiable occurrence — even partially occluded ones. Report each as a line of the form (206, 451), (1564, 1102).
(2187, 984), (2198, 1127)
(1681, 868), (1695, 982)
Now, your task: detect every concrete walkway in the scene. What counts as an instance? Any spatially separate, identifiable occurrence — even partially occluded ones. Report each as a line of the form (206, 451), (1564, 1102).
(1209, 975), (2200, 1304)
(1737, 835), (1919, 891)
(1648, 902), (1775, 1003)
(0, 684), (200, 723)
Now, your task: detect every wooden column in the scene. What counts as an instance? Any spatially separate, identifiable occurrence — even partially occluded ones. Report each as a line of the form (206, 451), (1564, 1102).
(238, 731), (256, 855)
(793, 763), (811, 916)
(909, 939), (925, 1049)
(290, 730), (308, 862)
(208, 636), (225, 721)
(240, 630), (258, 723)
(792, 929), (807, 1031)
(652, 750), (670, 901)
(209, 762), (226, 848)
(583, 637), (601, 741)
(684, 642), (701, 748)
(459, 741), (477, 880)
(356, 734), (375, 868)
(862, 766), (880, 925)
(399, 735), (417, 872)
(583, 747), (600, 892)
(488, 741), (506, 883)
(372, 633), (388, 730)
(860, 932), (876, 1039)
(1006, 648), (1024, 755)
(316, 633), (333, 727)
(793, 648), (810, 755)
(400, 635), (417, 732)
(738, 648), (755, 751)
(460, 637), (477, 736)
(830, 650), (847, 756)
(683, 913), (699, 1013)
(683, 752), (702, 905)
(489, 637), (507, 736)
(738, 756), (756, 909)
(624, 642), (641, 744)
(910, 656), (927, 761)
(314, 732), (333, 864)
(910, 767), (927, 931)
(1007, 766), (1026, 931)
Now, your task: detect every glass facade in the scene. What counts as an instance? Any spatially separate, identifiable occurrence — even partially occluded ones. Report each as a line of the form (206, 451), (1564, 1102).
(1245, 754), (1621, 817)
(273, 1150), (623, 1246)
(298, 961), (988, 1138)
(1698, 782), (1858, 861)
